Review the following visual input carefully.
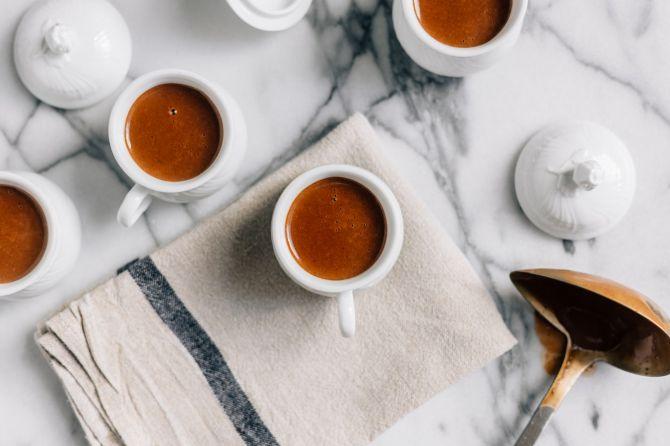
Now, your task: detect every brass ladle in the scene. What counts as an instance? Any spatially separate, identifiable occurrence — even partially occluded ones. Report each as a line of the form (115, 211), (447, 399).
(511, 269), (670, 446)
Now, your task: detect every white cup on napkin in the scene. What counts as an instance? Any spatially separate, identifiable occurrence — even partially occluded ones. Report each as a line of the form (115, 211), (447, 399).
(271, 164), (404, 337)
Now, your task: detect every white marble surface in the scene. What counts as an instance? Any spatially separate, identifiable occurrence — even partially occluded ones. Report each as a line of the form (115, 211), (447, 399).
(2, 0), (670, 444)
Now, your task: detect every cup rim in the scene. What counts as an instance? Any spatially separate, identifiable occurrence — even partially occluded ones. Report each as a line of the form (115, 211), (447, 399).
(271, 164), (404, 295)
(109, 69), (235, 194)
(401, 0), (528, 57)
(0, 172), (57, 296)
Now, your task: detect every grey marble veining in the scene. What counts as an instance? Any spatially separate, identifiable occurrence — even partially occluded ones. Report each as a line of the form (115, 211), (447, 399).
(2, 0), (670, 445)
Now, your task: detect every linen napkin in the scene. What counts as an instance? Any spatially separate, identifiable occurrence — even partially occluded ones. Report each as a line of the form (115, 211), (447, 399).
(36, 114), (516, 446)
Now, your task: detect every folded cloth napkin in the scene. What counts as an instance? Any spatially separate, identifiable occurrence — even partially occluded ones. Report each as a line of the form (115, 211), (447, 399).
(36, 114), (516, 446)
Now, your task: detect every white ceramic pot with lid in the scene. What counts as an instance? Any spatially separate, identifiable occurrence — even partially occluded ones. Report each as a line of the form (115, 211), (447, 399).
(14, 0), (132, 109)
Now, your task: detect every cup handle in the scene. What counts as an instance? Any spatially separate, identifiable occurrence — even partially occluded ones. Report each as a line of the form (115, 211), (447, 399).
(117, 185), (152, 228)
(337, 290), (356, 337)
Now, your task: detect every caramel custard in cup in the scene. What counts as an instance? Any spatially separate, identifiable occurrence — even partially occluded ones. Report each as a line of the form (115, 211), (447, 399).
(0, 171), (81, 300)
(271, 165), (404, 337)
(392, 0), (528, 77)
(109, 69), (247, 228)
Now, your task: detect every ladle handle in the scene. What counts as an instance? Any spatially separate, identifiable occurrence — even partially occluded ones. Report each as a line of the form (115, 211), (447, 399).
(514, 406), (554, 446)
(515, 348), (597, 446)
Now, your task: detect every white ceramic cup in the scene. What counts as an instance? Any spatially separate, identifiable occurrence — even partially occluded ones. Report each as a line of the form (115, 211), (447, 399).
(271, 164), (404, 337)
(392, 0), (528, 77)
(109, 69), (247, 227)
(0, 171), (81, 300)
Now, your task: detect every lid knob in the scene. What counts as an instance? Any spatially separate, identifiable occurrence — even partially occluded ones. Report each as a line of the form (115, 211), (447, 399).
(571, 159), (604, 191)
(43, 23), (73, 55)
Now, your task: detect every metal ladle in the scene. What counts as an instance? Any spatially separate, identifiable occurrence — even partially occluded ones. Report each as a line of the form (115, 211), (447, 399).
(511, 269), (670, 446)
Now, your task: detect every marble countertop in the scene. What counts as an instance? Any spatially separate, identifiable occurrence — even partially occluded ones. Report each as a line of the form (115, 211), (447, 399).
(2, 0), (670, 444)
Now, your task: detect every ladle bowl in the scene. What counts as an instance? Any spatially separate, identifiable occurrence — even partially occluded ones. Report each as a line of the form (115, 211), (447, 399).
(511, 269), (670, 445)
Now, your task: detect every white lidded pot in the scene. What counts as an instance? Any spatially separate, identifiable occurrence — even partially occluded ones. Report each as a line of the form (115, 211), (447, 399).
(14, 0), (132, 109)
(515, 121), (636, 240)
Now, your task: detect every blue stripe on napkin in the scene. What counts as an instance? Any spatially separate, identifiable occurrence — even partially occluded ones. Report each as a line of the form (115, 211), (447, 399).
(127, 256), (279, 446)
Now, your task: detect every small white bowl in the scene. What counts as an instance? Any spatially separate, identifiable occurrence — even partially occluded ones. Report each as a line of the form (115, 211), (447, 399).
(271, 164), (404, 337)
(392, 0), (528, 77)
(0, 171), (81, 300)
(226, 0), (313, 31)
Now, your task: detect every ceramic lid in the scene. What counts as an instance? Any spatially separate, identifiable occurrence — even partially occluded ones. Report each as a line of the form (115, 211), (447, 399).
(226, 0), (312, 31)
(515, 121), (636, 240)
(14, 0), (132, 109)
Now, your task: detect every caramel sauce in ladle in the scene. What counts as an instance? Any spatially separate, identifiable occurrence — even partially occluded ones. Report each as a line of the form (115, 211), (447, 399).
(512, 269), (670, 445)
(520, 273), (669, 377)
